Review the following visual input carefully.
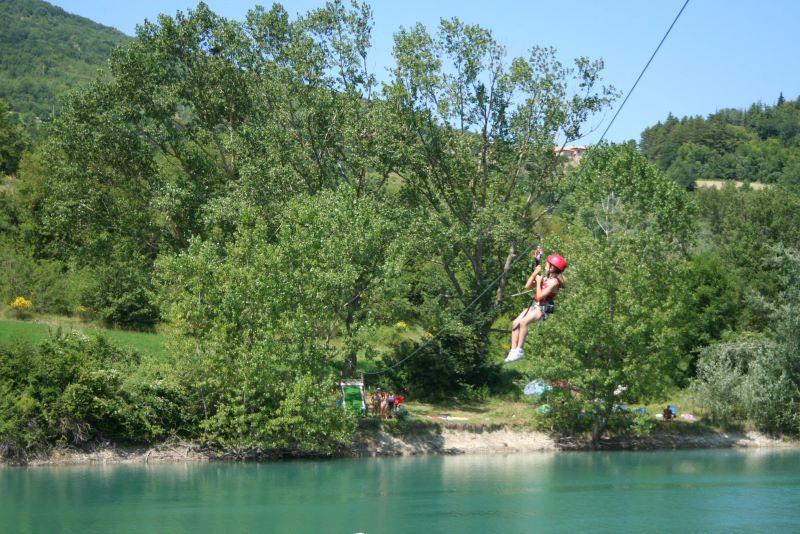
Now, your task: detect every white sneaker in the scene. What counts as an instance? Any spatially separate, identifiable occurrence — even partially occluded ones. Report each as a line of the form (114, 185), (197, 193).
(505, 348), (524, 362)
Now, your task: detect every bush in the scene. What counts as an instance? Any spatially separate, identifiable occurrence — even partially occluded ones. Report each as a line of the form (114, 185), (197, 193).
(0, 332), (183, 454)
(745, 322), (800, 434)
(9, 295), (32, 318)
(193, 370), (356, 457)
(690, 339), (756, 426)
(532, 387), (591, 436)
(0, 338), (37, 458)
(0, 240), (89, 317)
(80, 262), (160, 329)
(691, 333), (800, 435)
(29, 261), (89, 316)
(165, 329), (359, 457)
(119, 363), (186, 442)
(628, 410), (657, 438)
(383, 332), (501, 402)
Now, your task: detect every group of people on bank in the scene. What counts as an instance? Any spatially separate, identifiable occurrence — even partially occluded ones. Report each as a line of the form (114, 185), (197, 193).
(370, 388), (404, 419)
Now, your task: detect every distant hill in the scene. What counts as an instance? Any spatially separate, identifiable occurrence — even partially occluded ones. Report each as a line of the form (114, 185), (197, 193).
(640, 95), (800, 190)
(0, 0), (130, 125)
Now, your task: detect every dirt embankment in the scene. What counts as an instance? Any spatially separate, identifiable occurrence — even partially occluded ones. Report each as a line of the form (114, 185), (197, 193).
(7, 425), (797, 466)
(352, 423), (797, 456)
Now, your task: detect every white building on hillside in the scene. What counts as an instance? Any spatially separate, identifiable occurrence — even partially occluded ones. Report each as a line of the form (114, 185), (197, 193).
(555, 145), (587, 165)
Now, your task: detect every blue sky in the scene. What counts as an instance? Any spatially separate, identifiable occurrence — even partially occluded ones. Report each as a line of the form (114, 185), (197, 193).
(48, 0), (800, 144)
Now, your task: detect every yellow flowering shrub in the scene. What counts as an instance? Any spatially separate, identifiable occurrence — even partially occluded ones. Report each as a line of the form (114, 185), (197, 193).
(10, 296), (33, 318)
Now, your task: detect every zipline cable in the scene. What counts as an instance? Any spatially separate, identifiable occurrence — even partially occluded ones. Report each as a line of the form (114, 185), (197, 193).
(545, 0), (691, 223)
(364, 0), (691, 378)
(598, 0), (690, 143)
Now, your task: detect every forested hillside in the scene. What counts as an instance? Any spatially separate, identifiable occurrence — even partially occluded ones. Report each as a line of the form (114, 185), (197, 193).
(0, 0), (130, 125)
(1, 2), (798, 460)
(640, 95), (800, 189)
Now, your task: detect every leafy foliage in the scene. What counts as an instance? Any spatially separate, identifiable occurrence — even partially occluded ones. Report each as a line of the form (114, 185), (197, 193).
(3, 0), (800, 453)
(669, 252), (741, 376)
(153, 186), (391, 454)
(695, 185), (800, 332)
(383, 331), (501, 402)
(386, 18), (618, 363)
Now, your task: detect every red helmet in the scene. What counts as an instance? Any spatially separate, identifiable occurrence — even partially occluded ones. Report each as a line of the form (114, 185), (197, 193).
(546, 254), (567, 271)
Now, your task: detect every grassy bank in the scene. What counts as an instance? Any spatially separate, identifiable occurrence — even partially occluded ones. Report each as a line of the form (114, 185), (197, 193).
(0, 318), (169, 360)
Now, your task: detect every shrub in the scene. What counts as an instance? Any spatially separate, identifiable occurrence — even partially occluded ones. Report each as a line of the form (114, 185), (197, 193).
(383, 331), (501, 402)
(119, 362), (186, 442)
(629, 410), (656, 438)
(691, 333), (800, 435)
(744, 326), (800, 435)
(532, 388), (591, 436)
(690, 339), (758, 426)
(9, 296), (32, 318)
(29, 261), (89, 316)
(0, 332), (183, 453)
(80, 262), (160, 329)
(0, 241), (89, 317)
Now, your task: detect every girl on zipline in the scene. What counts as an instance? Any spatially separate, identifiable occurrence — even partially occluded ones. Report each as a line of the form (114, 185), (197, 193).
(505, 252), (567, 362)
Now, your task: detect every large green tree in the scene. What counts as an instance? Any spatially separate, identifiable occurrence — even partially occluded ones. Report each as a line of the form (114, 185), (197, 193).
(31, 1), (402, 328)
(536, 143), (695, 444)
(695, 184), (800, 331)
(154, 185), (399, 452)
(146, 2), (405, 452)
(384, 19), (618, 359)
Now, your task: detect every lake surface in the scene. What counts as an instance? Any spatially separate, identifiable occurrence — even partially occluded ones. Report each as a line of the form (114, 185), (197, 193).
(2, 449), (799, 533)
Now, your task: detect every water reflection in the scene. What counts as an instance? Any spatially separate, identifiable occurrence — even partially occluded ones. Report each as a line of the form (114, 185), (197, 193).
(1, 449), (799, 534)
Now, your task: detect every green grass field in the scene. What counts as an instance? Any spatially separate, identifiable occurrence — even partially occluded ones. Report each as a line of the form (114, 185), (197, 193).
(0, 319), (169, 360)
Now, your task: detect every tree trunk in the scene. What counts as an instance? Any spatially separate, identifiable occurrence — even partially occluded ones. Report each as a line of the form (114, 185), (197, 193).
(495, 244), (517, 305)
(475, 318), (494, 362)
(342, 280), (365, 377)
(592, 410), (610, 448)
(343, 353), (357, 378)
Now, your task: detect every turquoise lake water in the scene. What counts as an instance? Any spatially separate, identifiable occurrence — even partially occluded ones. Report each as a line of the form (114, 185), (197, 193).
(2, 448), (799, 533)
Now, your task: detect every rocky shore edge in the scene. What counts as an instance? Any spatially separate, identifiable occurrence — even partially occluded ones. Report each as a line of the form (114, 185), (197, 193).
(4, 424), (798, 467)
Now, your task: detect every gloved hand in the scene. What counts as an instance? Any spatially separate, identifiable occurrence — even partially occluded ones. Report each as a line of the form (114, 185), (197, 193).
(533, 247), (543, 267)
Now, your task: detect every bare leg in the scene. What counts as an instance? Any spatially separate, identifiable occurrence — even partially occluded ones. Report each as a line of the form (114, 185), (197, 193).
(510, 307), (542, 349)
(511, 309), (529, 349)
(511, 309), (529, 348)
(511, 323), (520, 348)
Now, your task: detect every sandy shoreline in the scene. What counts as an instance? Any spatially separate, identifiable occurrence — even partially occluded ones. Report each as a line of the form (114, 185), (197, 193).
(5, 425), (798, 467)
